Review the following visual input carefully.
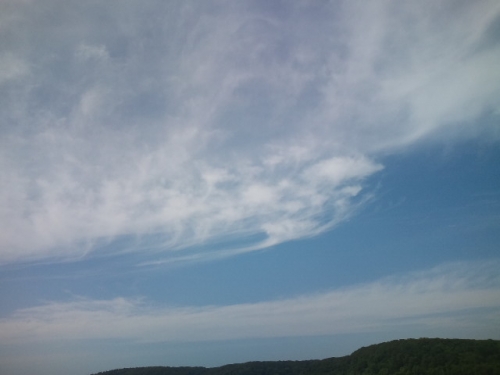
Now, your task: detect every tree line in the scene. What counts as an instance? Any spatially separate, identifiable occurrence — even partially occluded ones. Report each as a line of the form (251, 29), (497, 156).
(92, 338), (500, 375)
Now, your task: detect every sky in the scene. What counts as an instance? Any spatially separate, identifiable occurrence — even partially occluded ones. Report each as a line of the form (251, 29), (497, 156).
(1, 0), (500, 374)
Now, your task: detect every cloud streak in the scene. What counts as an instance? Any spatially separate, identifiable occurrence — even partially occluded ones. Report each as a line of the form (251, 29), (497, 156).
(2, 260), (499, 344)
(1, 0), (499, 263)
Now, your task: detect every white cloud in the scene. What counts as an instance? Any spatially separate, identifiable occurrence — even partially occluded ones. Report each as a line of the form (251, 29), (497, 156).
(1, 261), (499, 344)
(0, 53), (29, 84)
(0, 0), (499, 263)
(75, 44), (109, 62)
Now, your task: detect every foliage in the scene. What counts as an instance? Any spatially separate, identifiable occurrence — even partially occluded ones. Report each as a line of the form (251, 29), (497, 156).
(92, 338), (500, 375)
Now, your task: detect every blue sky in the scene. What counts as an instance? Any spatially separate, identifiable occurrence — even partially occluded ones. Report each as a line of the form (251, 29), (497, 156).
(1, 1), (500, 374)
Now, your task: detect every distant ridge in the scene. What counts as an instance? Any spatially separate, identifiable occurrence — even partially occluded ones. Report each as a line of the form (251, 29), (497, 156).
(92, 338), (500, 375)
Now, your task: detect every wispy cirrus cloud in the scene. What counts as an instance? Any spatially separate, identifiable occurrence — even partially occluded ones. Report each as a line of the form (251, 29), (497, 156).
(1, 261), (499, 344)
(0, 0), (499, 264)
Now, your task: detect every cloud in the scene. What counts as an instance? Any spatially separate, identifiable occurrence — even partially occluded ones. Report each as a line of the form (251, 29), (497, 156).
(0, 53), (29, 84)
(0, 0), (499, 263)
(1, 260), (499, 344)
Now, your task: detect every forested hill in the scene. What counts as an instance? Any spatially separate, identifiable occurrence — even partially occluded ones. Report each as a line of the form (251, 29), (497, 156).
(92, 338), (500, 375)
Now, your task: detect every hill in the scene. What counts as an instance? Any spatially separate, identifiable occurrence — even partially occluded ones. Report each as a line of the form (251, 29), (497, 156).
(92, 338), (500, 375)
